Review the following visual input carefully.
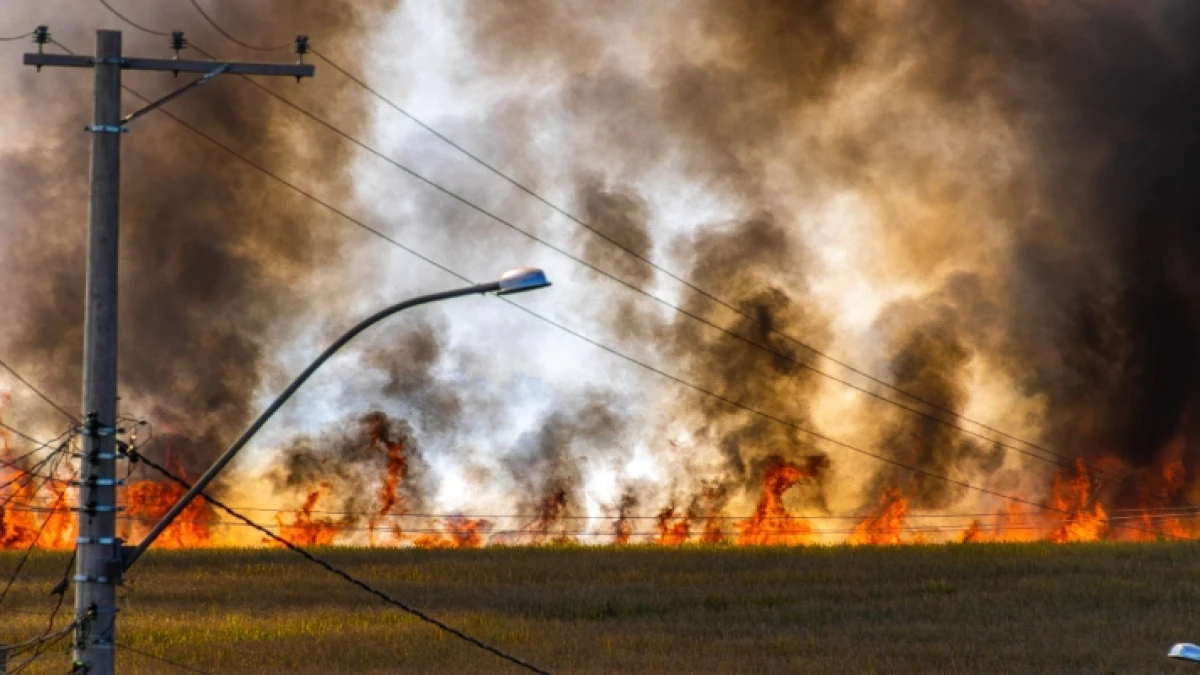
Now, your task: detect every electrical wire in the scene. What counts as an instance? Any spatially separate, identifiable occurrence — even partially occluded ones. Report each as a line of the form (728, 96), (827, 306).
(0, 434), (76, 510)
(7, 626), (74, 674)
(305, 49), (1083, 467)
(5, 621), (76, 656)
(0, 448), (75, 608)
(0, 429), (75, 486)
(48, 32), (1184, 544)
(0, 357), (76, 422)
(49, 34), (1179, 544)
(117, 642), (214, 674)
(104, 502), (1200, 520)
(135, 454), (553, 674)
(96, 0), (169, 36)
(187, 0), (291, 51)
(92, 0), (1073, 474)
(0, 419), (59, 449)
(0, 32), (33, 42)
(183, 0), (1080, 468)
(225, 64), (1075, 471)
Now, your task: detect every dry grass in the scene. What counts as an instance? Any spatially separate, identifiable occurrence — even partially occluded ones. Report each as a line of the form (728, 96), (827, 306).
(2, 542), (1199, 673)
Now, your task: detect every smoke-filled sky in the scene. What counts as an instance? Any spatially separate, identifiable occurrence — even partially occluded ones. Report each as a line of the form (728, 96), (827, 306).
(2, 0), (1198, 532)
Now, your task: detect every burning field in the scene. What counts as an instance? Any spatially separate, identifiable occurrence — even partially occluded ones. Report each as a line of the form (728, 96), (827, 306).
(1, 409), (1196, 550)
(3, 0), (1200, 554)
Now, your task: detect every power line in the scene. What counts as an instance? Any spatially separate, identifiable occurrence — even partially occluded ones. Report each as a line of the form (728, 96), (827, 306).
(93, 0), (1072, 473)
(0, 419), (58, 449)
(0, 436), (75, 512)
(96, 0), (169, 36)
(305, 49), (1078, 466)
(49, 33), (1176, 544)
(0, 32), (33, 42)
(9, 634), (74, 674)
(228, 66), (1072, 471)
(187, 0), (291, 51)
(0, 448), (74, 609)
(0, 357), (78, 422)
(0, 429), (74, 485)
(116, 642), (214, 675)
(135, 453), (553, 675)
(105, 502), (1200, 520)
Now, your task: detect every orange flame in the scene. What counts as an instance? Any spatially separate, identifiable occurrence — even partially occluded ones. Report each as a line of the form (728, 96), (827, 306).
(849, 488), (909, 545)
(123, 453), (214, 548)
(1047, 459), (1108, 543)
(735, 455), (827, 545)
(655, 506), (691, 545)
(275, 486), (339, 546)
(411, 516), (490, 548)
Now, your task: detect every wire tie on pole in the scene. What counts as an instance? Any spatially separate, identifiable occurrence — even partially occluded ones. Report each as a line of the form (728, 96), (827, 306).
(83, 125), (128, 135)
(72, 505), (122, 514)
(70, 478), (123, 487)
(72, 452), (117, 461)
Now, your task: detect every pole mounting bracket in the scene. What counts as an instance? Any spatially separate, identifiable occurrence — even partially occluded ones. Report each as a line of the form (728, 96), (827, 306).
(121, 63), (231, 126)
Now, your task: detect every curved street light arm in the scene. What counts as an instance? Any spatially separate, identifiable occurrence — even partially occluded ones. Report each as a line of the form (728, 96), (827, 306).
(122, 281), (500, 570)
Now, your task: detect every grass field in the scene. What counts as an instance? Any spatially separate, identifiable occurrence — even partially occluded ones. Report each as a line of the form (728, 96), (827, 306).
(3, 543), (1200, 673)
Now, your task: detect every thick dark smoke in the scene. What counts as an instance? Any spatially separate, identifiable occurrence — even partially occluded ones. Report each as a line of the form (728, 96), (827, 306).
(461, 0), (1200, 515)
(269, 410), (430, 519)
(1, 1), (385, 478)
(890, 1), (1200, 485)
(6, 0), (1200, 533)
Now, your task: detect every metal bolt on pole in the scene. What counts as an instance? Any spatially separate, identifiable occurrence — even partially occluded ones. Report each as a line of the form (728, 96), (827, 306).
(24, 29), (315, 675)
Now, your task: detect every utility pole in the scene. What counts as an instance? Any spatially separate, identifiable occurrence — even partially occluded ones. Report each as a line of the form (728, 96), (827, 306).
(24, 28), (313, 675)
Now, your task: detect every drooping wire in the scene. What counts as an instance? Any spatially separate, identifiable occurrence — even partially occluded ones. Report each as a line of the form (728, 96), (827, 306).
(6, 624), (75, 674)
(134, 453), (553, 675)
(304, 50), (1080, 466)
(47, 34), (1180, 541)
(0, 419), (60, 449)
(0, 450), (72, 519)
(0, 428), (75, 486)
(0, 431), (76, 508)
(96, 0), (169, 36)
(116, 642), (214, 674)
(0, 443), (76, 609)
(0, 357), (78, 423)
(187, 0), (291, 51)
(0, 31), (33, 42)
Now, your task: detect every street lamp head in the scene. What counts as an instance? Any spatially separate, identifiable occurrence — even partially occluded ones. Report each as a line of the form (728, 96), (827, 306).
(1169, 643), (1200, 663)
(496, 267), (551, 296)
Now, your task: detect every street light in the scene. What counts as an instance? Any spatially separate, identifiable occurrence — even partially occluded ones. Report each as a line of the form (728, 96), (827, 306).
(1170, 643), (1200, 664)
(122, 268), (551, 569)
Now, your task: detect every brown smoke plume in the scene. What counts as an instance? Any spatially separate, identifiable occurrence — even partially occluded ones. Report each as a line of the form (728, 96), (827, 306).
(1, 1), (385, 481)
(5, 1), (1200, 545)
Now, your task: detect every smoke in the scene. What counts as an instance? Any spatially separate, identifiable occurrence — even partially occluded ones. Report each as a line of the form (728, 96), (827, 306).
(4, 0), (1200, 538)
(452, 0), (1200, 517)
(0, 1), (385, 477)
